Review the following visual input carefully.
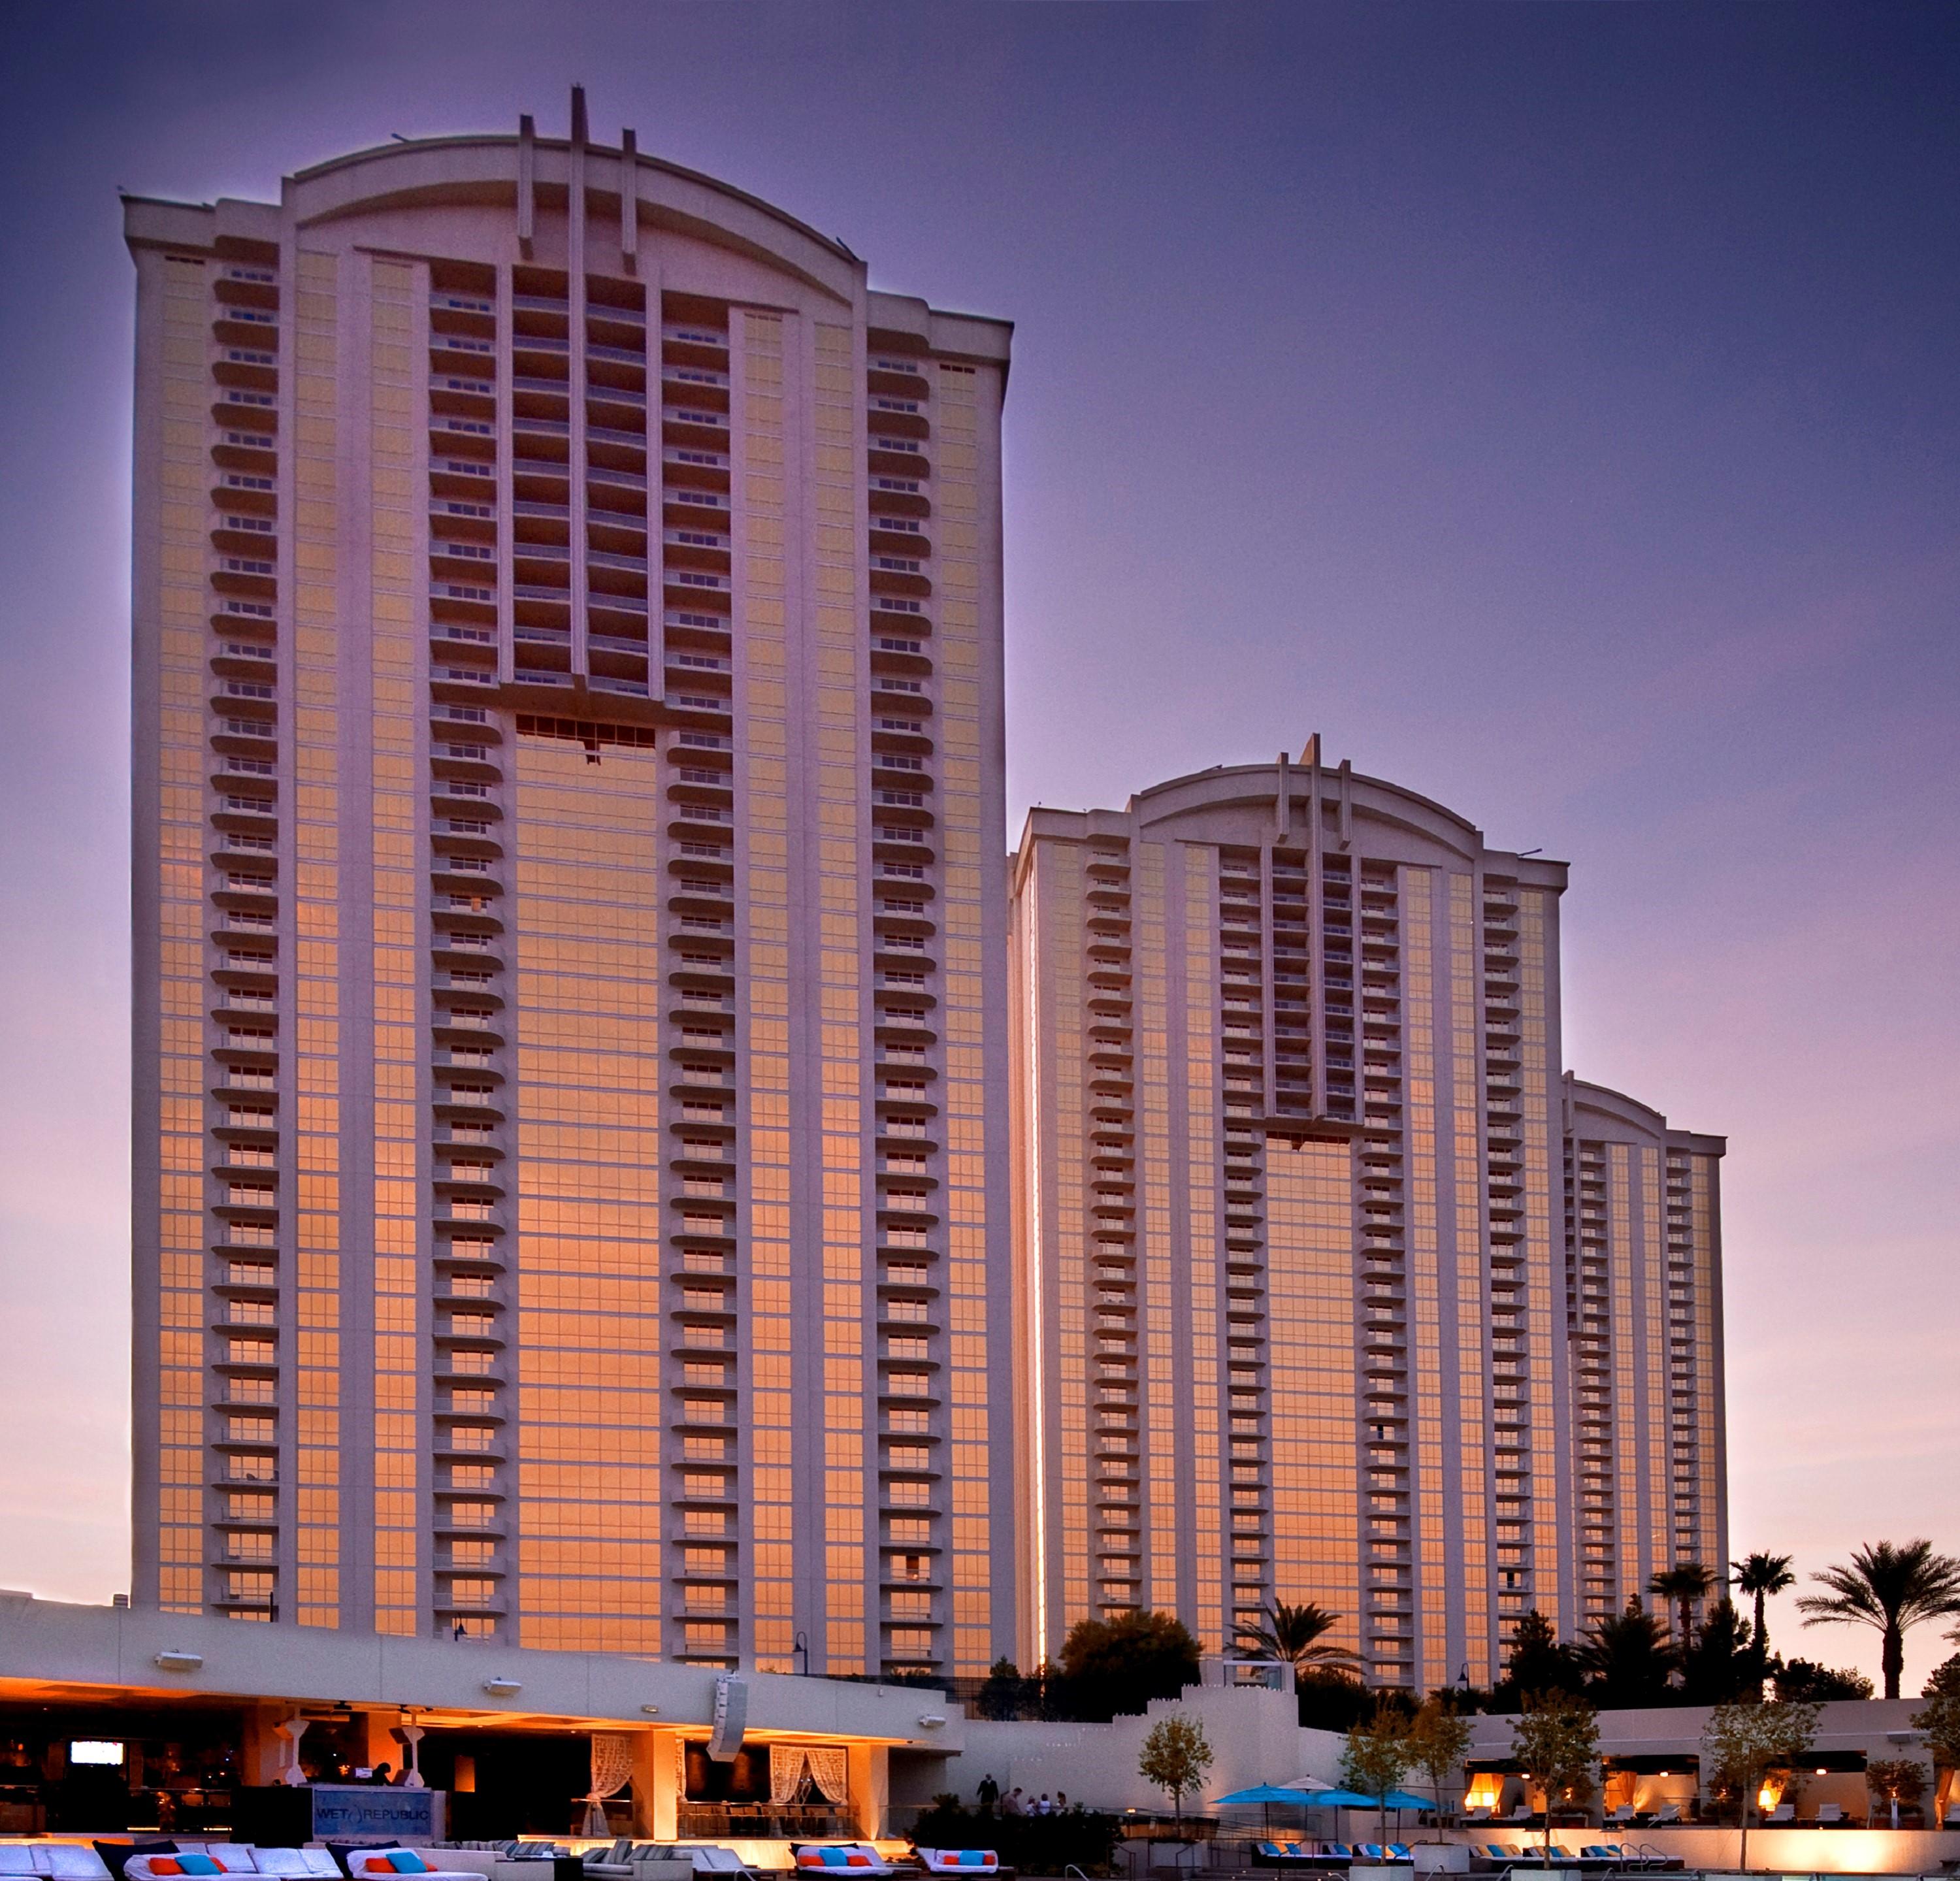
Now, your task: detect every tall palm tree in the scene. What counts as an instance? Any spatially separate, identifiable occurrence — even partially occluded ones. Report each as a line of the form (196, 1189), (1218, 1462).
(1731, 1552), (1795, 1655)
(1796, 1539), (1960, 1699)
(1575, 1598), (1676, 1709)
(1648, 1561), (1717, 1651)
(1232, 1600), (1362, 1679)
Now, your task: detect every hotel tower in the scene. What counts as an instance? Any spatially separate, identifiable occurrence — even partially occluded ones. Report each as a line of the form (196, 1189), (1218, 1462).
(125, 92), (1016, 1676)
(1009, 749), (1726, 1690)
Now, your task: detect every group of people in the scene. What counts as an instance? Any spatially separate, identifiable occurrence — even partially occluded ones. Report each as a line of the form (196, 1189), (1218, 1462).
(972, 1776), (1069, 1817)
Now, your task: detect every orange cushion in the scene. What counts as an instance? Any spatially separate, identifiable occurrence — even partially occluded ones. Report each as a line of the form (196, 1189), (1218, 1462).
(847, 1860), (872, 1869)
(150, 1865), (184, 1877)
(363, 1863), (397, 1876)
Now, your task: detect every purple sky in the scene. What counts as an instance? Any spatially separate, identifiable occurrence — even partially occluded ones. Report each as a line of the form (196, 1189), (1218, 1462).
(1, 1), (1955, 1686)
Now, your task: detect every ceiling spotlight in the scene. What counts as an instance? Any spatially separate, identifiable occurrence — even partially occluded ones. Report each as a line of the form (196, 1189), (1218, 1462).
(154, 1651), (204, 1673)
(482, 1678), (523, 1697)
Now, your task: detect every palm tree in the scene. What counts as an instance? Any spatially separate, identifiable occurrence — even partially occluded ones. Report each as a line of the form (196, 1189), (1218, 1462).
(1797, 1539), (1960, 1700)
(1575, 1599), (1677, 1709)
(1731, 1552), (1795, 1656)
(1232, 1600), (1362, 1680)
(1648, 1561), (1717, 1651)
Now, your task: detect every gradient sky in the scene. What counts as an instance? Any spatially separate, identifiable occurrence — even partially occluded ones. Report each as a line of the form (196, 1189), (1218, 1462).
(1, 0), (1955, 1689)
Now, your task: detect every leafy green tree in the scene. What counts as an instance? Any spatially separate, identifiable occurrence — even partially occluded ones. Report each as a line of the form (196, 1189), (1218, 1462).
(975, 1656), (1026, 1720)
(1701, 1699), (1818, 1871)
(1510, 1690), (1598, 1865)
(1296, 1668), (1375, 1734)
(1405, 1697), (1474, 1832)
(1797, 1539), (1960, 1700)
(1911, 1692), (1960, 1829)
(1731, 1552), (1795, 1656)
(1648, 1562), (1718, 1650)
(1138, 1713), (1213, 1835)
(1233, 1599), (1362, 1678)
(1060, 1609), (1201, 1721)
(1498, 1609), (1584, 1710)
(1771, 1658), (1872, 1702)
(1680, 1599), (1769, 1705)
(1341, 1703), (1414, 1842)
(1575, 1598), (1676, 1709)
(1863, 1758), (1926, 1829)
(1923, 1654), (1960, 1699)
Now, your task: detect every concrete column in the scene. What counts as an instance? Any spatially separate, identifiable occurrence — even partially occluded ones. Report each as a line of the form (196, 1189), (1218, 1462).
(240, 1704), (290, 1787)
(361, 1711), (398, 1775)
(632, 1730), (680, 1840)
(847, 1745), (889, 1840)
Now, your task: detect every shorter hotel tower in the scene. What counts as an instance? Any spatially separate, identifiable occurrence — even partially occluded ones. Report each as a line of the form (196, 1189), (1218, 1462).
(1009, 747), (1727, 1690)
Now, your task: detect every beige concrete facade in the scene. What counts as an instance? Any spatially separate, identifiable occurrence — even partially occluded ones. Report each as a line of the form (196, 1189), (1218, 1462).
(125, 91), (1014, 1678)
(1009, 747), (1727, 1689)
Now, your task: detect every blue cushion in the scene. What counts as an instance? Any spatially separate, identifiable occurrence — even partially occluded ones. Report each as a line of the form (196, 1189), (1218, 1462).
(177, 1861), (220, 1877)
(389, 1859), (429, 1876)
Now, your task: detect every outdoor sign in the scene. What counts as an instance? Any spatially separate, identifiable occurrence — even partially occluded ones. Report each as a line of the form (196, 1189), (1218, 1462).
(310, 1784), (445, 1841)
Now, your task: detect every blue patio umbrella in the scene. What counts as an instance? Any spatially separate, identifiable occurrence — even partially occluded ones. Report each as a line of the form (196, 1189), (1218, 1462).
(1217, 1782), (1329, 1834)
(1380, 1790), (1437, 1812)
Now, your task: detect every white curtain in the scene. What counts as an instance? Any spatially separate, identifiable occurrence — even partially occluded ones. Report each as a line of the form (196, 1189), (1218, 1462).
(804, 1747), (849, 1807)
(582, 1733), (637, 1835)
(769, 1746), (850, 1808)
(770, 1746), (807, 1806)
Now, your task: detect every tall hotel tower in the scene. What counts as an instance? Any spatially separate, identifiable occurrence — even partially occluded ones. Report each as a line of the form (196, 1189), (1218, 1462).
(125, 93), (1015, 1676)
(1009, 749), (1725, 1690)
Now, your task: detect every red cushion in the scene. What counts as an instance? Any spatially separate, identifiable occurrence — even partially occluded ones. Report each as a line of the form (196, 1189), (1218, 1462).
(363, 1863), (397, 1876)
(150, 1865), (184, 1877)
(847, 1860), (872, 1869)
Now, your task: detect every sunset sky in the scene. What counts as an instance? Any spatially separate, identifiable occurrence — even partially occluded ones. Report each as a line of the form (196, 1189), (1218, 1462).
(0, 0), (1955, 1686)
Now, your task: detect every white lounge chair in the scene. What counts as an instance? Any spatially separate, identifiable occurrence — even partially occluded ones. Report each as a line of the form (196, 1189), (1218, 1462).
(917, 1856), (1001, 1876)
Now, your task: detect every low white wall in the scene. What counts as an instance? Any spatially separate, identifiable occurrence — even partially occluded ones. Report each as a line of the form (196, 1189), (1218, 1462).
(894, 1683), (1347, 1814)
(1456, 1825), (1960, 1874)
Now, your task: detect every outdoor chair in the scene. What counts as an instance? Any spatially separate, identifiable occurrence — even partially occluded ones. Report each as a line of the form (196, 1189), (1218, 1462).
(1646, 1806), (1680, 1826)
(1605, 1808), (1635, 1827)
(792, 1850), (894, 1879)
(915, 1854), (1000, 1876)
(1816, 1804), (1845, 1825)
(1764, 1804), (1793, 1825)
(253, 1857), (342, 1880)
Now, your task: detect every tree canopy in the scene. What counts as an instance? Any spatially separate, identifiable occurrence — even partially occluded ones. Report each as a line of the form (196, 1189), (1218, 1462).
(1060, 1609), (1202, 1721)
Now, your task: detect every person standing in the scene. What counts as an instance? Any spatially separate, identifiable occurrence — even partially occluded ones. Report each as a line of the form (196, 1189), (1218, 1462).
(977, 1775), (1000, 1816)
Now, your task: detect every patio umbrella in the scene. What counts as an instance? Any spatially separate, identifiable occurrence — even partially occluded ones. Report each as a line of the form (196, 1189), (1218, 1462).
(1294, 1788), (1377, 1808)
(1380, 1791), (1436, 1812)
(1217, 1784), (1326, 1835)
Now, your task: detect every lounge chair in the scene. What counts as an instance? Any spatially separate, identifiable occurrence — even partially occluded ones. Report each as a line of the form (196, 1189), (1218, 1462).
(1386, 1849), (1414, 1864)
(580, 1848), (696, 1881)
(1605, 1808), (1635, 1827)
(1816, 1804), (1845, 1825)
(11, 1854), (114, 1881)
(1646, 1805), (1680, 1827)
(1255, 1846), (1314, 1869)
(791, 1852), (894, 1880)
(916, 1856), (1000, 1876)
